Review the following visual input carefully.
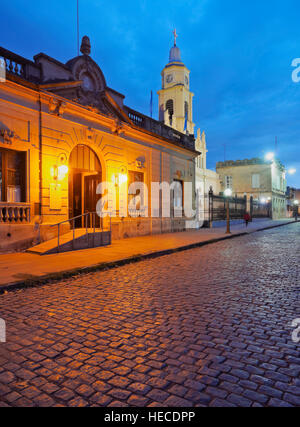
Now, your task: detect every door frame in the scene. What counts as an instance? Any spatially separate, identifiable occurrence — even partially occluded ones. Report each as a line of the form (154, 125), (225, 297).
(68, 145), (102, 228)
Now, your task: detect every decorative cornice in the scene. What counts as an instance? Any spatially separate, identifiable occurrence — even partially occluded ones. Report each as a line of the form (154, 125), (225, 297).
(48, 97), (66, 116)
(0, 128), (21, 144)
(111, 119), (124, 136)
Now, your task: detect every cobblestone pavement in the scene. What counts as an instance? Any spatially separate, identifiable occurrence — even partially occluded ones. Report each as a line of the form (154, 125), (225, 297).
(0, 223), (299, 407)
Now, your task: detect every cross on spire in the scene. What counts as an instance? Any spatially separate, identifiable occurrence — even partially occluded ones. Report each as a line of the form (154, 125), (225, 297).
(173, 29), (178, 46)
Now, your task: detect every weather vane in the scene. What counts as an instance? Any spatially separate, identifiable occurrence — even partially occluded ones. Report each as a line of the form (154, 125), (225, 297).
(173, 29), (178, 46)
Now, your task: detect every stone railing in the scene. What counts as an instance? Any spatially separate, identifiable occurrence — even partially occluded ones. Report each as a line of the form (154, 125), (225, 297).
(124, 106), (196, 151)
(0, 47), (41, 82)
(0, 203), (31, 224)
(127, 110), (145, 128)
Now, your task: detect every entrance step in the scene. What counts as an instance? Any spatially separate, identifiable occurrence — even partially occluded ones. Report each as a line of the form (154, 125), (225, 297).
(27, 228), (111, 255)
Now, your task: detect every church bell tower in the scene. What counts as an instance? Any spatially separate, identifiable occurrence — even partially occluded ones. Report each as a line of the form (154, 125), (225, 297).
(158, 30), (195, 135)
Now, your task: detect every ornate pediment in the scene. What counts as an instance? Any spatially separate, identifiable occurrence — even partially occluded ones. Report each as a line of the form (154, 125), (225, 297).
(66, 53), (106, 96)
(64, 37), (117, 117)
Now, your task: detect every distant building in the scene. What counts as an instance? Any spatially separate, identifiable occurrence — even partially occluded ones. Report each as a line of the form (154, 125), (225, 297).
(286, 187), (300, 217)
(216, 158), (287, 219)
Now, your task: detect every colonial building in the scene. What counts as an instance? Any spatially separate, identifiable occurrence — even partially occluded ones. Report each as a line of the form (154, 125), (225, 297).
(216, 158), (287, 219)
(0, 36), (199, 252)
(157, 31), (220, 224)
(286, 187), (300, 217)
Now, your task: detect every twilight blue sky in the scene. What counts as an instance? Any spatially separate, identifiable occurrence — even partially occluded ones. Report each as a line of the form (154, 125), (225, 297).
(1, 0), (300, 186)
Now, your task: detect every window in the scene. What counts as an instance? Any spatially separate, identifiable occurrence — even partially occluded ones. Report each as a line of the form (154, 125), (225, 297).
(172, 180), (183, 217)
(198, 156), (202, 169)
(225, 175), (233, 189)
(0, 148), (26, 202)
(166, 99), (174, 124)
(252, 174), (260, 189)
(184, 102), (189, 119)
(69, 145), (101, 172)
(80, 72), (95, 91)
(276, 175), (280, 190)
(128, 171), (145, 217)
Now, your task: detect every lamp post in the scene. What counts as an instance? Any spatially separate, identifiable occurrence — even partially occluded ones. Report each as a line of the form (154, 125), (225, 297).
(293, 200), (299, 221)
(224, 188), (232, 234)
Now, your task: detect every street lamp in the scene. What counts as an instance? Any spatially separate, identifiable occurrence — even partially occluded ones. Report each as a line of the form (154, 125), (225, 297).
(294, 200), (299, 221)
(288, 168), (297, 175)
(265, 152), (275, 162)
(224, 188), (232, 234)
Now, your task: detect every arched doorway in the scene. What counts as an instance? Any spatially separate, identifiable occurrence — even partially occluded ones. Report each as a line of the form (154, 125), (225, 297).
(69, 145), (102, 228)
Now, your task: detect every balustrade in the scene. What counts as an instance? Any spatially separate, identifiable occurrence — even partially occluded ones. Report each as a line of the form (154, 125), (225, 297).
(0, 203), (31, 223)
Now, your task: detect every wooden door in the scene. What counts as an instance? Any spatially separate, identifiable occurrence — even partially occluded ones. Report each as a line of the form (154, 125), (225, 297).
(73, 173), (82, 228)
(84, 174), (101, 227)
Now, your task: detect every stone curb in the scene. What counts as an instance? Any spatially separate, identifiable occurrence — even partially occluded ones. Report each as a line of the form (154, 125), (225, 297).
(0, 220), (296, 294)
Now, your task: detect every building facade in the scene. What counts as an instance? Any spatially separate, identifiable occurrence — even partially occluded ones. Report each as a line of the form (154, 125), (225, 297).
(216, 158), (287, 219)
(286, 187), (300, 217)
(0, 37), (199, 252)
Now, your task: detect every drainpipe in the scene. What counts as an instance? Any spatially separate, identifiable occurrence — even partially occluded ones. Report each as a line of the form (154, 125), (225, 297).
(38, 91), (43, 217)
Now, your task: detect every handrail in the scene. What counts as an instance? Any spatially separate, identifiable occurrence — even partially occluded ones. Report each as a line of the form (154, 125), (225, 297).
(0, 202), (31, 207)
(50, 211), (112, 253)
(50, 211), (94, 228)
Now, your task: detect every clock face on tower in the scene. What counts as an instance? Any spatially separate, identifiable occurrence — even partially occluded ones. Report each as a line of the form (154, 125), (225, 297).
(166, 74), (173, 84)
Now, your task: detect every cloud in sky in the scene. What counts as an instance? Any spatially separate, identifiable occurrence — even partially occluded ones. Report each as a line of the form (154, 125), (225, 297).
(1, 0), (300, 187)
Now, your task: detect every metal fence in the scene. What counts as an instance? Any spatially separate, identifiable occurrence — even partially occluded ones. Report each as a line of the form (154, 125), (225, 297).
(208, 191), (247, 222)
(205, 191), (271, 226)
(250, 197), (272, 218)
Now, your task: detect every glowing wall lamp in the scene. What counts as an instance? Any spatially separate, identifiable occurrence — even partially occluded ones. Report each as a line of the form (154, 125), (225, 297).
(119, 174), (128, 186)
(57, 164), (69, 180)
(51, 153), (69, 181)
(113, 173), (128, 187)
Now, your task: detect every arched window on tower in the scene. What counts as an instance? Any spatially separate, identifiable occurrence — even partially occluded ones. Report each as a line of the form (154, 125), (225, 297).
(184, 102), (189, 132)
(184, 102), (189, 120)
(166, 99), (174, 125)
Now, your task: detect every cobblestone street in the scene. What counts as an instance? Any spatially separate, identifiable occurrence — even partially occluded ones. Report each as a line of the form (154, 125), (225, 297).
(0, 223), (299, 407)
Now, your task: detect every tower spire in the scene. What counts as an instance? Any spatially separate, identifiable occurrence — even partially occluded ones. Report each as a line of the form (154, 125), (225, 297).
(173, 29), (178, 46)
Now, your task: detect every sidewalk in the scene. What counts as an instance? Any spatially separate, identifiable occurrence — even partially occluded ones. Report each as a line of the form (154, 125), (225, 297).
(0, 218), (295, 291)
